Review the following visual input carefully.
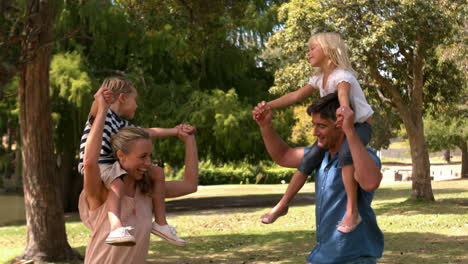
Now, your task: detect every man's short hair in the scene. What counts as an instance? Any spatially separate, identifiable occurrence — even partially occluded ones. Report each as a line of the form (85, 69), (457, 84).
(307, 92), (341, 121)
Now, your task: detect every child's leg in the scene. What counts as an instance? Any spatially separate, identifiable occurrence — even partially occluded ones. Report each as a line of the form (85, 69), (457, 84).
(337, 122), (372, 233)
(261, 170), (308, 224)
(338, 164), (360, 231)
(262, 142), (326, 224)
(105, 176), (136, 246)
(102, 162), (136, 246)
(150, 165), (168, 225)
(108, 178), (125, 231)
(149, 165), (186, 247)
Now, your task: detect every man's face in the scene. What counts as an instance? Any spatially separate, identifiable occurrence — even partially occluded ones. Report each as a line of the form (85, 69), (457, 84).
(312, 113), (341, 150)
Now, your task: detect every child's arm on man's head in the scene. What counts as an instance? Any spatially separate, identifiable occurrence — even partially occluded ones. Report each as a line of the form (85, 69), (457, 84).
(267, 84), (316, 109)
(337, 81), (351, 107)
(336, 81), (351, 126)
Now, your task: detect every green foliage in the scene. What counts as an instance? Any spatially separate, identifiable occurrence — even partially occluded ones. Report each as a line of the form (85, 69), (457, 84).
(263, 0), (465, 150)
(49, 0), (288, 166)
(174, 160), (300, 185)
(154, 88), (294, 165)
(50, 51), (93, 108)
(425, 115), (467, 153)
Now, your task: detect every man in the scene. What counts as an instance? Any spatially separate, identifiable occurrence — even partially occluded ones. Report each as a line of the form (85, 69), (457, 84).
(253, 93), (384, 264)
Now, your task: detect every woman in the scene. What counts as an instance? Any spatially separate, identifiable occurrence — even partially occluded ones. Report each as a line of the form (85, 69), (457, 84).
(79, 89), (198, 263)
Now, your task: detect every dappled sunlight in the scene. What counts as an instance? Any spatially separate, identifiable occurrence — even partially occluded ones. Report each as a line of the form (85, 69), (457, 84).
(1, 180), (467, 263)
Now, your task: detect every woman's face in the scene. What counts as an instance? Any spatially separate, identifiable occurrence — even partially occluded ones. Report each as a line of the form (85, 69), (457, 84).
(117, 138), (153, 180)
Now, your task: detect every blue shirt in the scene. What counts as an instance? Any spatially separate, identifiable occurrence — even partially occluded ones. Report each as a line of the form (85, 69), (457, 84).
(306, 148), (384, 264)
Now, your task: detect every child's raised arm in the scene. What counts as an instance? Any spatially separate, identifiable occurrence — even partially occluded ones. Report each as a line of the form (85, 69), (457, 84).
(267, 83), (316, 109)
(144, 125), (196, 139)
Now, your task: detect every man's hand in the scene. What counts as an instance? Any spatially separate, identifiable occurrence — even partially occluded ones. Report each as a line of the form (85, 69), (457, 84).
(336, 105), (355, 135)
(253, 101), (273, 127)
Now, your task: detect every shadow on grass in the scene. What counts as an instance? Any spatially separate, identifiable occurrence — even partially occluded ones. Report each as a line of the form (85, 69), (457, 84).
(148, 230), (315, 264)
(144, 231), (467, 264)
(164, 187), (468, 217)
(374, 187), (468, 216)
(375, 186), (468, 201)
(166, 193), (316, 213)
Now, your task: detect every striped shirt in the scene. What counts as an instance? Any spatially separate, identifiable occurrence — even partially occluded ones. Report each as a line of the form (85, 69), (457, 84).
(78, 109), (137, 173)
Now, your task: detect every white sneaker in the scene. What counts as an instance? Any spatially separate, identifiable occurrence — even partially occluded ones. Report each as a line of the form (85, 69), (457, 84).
(105, 226), (136, 246)
(151, 222), (186, 247)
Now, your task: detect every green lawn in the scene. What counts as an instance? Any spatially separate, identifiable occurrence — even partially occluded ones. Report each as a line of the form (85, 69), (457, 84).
(1, 180), (468, 264)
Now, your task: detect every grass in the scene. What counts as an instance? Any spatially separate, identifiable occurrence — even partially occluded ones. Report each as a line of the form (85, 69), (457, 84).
(1, 180), (468, 263)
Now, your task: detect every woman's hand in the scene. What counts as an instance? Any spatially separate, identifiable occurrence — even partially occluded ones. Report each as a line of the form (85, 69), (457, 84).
(176, 124), (196, 142)
(94, 88), (112, 110)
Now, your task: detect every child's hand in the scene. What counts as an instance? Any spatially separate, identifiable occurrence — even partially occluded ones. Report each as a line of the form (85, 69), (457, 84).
(252, 101), (272, 127)
(94, 88), (111, 110)
(252, 101), (268, 121)
(176, 124), (196, 137)
(181, 124), (196, 135)
(336, 106), (355, 134)
(176, 124), (195, 142)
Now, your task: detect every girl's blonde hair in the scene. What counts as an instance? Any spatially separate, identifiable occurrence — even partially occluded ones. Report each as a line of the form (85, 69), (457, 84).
(100, 76), (136, 96)
(111, 127), (153, 195)
(309, 32), (357, 76)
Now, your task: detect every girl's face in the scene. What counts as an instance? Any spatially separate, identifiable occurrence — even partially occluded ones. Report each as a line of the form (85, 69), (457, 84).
(307, 41), (327, 67)
(117, 138), (153, 181)
(120, 90), (138, 120)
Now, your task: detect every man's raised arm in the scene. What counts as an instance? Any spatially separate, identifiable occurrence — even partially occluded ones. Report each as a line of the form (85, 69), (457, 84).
(253, 102), (304, 168)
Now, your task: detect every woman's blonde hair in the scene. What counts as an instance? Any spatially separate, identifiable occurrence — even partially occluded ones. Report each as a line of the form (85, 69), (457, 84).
(308, 32), (357, 76)
(111, 127), (153, 195)
(100, 76), (136, 96)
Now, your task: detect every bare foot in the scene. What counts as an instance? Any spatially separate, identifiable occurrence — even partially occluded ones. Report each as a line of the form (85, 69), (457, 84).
(337, 212), (361, 233)
(261, 205), (289, 224)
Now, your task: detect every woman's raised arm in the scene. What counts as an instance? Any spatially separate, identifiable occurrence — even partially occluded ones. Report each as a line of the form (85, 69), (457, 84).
(82, 89), (111, 208)
(165, 126), (198, 198)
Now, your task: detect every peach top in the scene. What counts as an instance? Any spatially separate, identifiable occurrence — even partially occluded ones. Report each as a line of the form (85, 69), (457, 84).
(79, 188), (153, 264)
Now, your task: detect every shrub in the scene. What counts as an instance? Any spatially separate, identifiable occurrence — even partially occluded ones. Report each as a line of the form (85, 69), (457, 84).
(171, 160), (314, 185)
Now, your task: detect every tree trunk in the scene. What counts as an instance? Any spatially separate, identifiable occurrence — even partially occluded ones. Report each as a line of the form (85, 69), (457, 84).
(402, 114), (435, 201)
(17, 0), (78, 261)
(460, 140), (467, 178)
(58, 149), (82, 212)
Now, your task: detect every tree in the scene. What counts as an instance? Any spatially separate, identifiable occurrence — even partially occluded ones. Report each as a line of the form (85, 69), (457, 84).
(264, 0), (465, 200)
(425, 109), (468, 178)
(15, 0), (78, 261)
